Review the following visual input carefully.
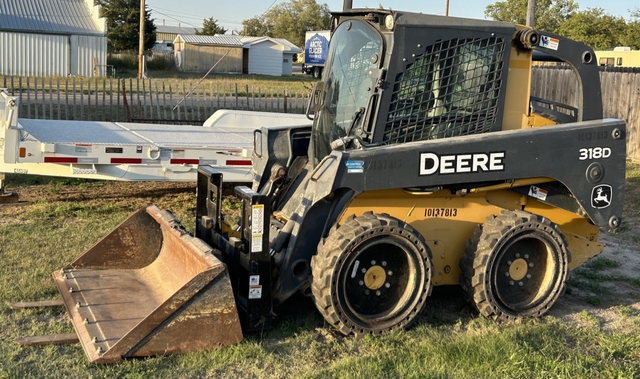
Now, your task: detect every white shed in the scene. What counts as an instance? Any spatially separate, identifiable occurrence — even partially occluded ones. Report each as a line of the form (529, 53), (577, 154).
(0, 0), (106, 77)
(241, 37), (302, 76)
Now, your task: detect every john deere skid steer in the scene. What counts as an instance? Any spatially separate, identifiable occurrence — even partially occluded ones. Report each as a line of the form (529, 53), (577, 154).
(25, 2), (626, 362)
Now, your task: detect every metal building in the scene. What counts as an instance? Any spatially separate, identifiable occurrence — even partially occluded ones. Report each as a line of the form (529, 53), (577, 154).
(241, 37), (302, 76)
(173, 34), (302, 76)
(0, 0), (106, 77)
(173, 35), (244, 73)
(156, 25), (199, 43)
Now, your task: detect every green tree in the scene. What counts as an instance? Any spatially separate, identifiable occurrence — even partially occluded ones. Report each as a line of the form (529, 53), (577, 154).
(485, 0), (578, 33)
(558, 8), (626, 50)
(241, 16), (269, 37)
(620, 8), (640, 50)
(196, 17), (227, 35)
(98, 0), (156, 52)
(241, 0), (331, 47)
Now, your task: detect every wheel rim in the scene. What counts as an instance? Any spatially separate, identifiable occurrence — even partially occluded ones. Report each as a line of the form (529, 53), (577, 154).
(337, 235), (421, 327)
(492, 232), (558, 312)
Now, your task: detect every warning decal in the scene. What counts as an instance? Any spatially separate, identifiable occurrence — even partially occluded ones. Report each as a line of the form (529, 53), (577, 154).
(251, 204), (264, 253)
(528, 185), (548, 201)
(249, 285), (263, 299)
(539, 35), (559, 51)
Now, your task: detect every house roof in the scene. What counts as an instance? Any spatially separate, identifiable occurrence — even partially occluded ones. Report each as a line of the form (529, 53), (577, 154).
(240, 36), (302, 53)
(175, 34), (302, 53)
(0, 0), (105, 35)
(272, 38), (302, 53)
(156, 25), (199, 36)
(175, 34), (244, 47)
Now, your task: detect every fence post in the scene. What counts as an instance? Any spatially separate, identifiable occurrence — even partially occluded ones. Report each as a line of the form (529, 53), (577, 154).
(246, 84), (249, 111)
(34, 77), (39, 119)
(142, 78), (147, 120)
(169, 80), (175, 120)
(196, 80), (201, 121)
(56, 77), (60, 120)
(109, 77), (113, 122)
(122, 81), (131, 122)
(72, 76), (77, 120)
(181, 81), (187, 121)
(284, 88), (288, 113)
(117, 78), (121, 122)
(49, 77), (53, 119)
(95, 77), (99, 121)
(162, 80), (167, 121)
(87, 78), (92, 121)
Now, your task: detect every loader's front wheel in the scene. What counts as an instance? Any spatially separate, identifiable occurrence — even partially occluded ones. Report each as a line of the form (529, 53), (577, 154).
(460, 210), (570, 322)
(311, 212), (433, 336)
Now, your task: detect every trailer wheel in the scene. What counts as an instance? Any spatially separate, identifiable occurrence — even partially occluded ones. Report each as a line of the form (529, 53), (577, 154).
(311, 212), (433, 336)
(313, 66), (322, 79)
(459, 210), (570, 322)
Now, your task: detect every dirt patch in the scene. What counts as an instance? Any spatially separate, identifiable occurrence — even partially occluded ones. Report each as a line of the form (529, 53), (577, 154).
(549, 232), (640, 332)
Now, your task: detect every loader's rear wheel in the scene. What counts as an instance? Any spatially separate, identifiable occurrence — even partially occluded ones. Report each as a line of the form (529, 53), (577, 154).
(311, 212), (433, 336)
(460, 210), (570, 322)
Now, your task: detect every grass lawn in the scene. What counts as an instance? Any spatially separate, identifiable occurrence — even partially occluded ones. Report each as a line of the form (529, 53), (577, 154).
(0, 163), (639, 378)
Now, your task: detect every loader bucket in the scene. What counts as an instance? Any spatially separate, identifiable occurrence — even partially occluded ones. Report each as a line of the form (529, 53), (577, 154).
(53, 205), (242, 363)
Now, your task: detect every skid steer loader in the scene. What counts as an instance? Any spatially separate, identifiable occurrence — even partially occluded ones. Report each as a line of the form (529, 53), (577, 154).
(25, 2), (626, 363)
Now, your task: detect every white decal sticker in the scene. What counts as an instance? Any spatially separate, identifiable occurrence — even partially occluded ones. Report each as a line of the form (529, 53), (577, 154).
(346, 160), (365, 173)
(250, 275), (260, 286)
(420, 152), (505, 176)
(539, 35), (559, 50)
(528, 186), (548, 201)
(249, 285), (263, 299)
(251, 235), (262, 253)
(251, 204), (264, 253)
(591, 185), (612, 209)
(351, 260), (360, 278)
(579, 147), (611, 161)
(75, 144), (92, 153)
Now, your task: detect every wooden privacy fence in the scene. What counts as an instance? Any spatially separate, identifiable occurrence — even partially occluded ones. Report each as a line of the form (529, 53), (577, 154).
(531, 67), (640, 161)
(1, 76), (310, 124)
(2, 68), (639, 159)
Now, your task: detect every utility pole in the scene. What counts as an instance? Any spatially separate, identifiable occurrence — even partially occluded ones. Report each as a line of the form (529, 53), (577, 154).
(445, 0), (450, 16)
(138, 0), (146, 79)
(526, 0), (536, 27)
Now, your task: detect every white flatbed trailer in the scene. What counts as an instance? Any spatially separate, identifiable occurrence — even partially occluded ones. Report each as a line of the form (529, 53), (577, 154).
(0, 89), (311, 198)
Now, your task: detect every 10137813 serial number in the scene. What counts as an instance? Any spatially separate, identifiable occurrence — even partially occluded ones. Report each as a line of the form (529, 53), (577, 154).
(424, 208), (458, 217)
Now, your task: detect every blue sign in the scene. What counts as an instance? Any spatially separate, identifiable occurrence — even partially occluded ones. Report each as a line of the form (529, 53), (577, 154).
(305, 33), (329, 65)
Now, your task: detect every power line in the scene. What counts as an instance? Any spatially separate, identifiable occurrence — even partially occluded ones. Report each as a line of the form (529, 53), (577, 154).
(262, 0), (279, 16)
(150, 9), (199, 28)
(149, 5), (243, 25)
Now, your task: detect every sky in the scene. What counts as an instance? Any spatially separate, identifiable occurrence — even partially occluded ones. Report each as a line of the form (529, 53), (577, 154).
(147, 0), (638, 34)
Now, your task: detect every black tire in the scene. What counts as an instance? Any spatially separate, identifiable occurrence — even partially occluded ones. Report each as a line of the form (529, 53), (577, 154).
(460, 209), (570, 322)
(313, 66), (322, 79)
(311, 212), (433, 336)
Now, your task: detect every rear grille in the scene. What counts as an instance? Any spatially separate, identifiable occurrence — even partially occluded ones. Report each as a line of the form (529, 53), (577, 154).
(384, 37), (505, 144)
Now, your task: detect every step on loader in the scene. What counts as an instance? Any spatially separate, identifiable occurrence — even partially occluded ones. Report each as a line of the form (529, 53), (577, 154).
(16, 2), (626, 363)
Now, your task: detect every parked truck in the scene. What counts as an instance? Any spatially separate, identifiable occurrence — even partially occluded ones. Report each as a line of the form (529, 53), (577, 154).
(302, 30), (330, 79)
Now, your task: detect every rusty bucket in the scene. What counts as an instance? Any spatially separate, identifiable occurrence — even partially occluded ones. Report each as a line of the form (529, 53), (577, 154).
(53, 205), (242, 363)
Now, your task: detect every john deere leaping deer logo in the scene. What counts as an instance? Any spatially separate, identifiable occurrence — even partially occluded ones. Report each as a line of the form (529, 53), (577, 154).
(591, 184), (612, 209)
